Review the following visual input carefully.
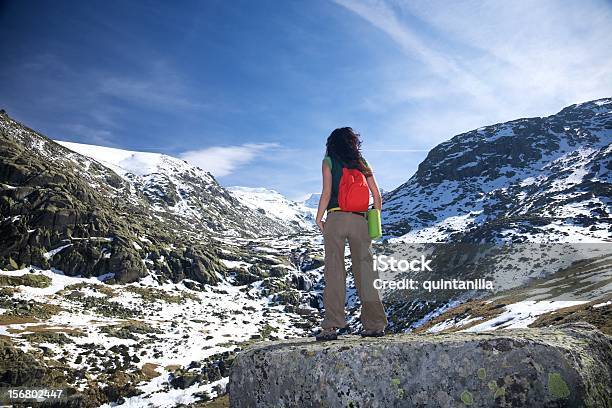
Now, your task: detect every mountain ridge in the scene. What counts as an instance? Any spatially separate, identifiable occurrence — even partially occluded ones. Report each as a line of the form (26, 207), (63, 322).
(227, 186), (316, 231)
(382, 98), (611, 243)
(0, 112), (296, 285)
(52, 140), (296, 238)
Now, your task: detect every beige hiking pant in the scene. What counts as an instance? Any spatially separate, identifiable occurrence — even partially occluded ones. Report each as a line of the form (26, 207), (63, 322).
(321, 211), (388, 331)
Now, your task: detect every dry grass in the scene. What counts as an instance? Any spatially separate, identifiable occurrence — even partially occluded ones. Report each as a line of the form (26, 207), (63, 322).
(126, 285), (200, 303)
(0, 286), (20, 295)
(414, 298), (510, 333)
(6, 323), (85, 335)
(140, 362), (162, 380)
(530, 298), (612, 335)
(0, 315), (39, 325)
(415, 255), (612, 334)
(58, 282), (116, 297)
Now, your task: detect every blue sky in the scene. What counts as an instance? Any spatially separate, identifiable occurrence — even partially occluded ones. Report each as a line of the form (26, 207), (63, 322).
(1, 0), (611, 200)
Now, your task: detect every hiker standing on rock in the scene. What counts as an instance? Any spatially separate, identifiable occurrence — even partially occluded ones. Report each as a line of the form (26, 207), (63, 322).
(314, 127), (388, 341)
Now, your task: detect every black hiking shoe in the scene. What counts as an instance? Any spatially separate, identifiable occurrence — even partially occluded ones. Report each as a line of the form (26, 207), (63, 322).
(315, 328), (338, 341)
(360, 329), (385, 337)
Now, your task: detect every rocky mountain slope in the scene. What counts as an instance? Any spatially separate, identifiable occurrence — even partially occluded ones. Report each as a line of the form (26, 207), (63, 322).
(378, 98), (611, 333)
(414, 244), (611, 336)
(0, 111), (294, 284)
(0, 110), (327, 406)
(383, 98), (611, 243)
(54, 140), (295, 239)
(0, 230), (323, 406)
(302, 193), (321, 208)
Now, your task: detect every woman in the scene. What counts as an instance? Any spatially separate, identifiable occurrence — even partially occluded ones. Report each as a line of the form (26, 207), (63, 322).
(314, 127), (388, 341)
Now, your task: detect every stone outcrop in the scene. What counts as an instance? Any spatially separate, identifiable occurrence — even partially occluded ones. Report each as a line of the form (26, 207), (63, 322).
(0, 110), (300, 287)
(0, 110), (227, 285)
(229, 323), (611, 407)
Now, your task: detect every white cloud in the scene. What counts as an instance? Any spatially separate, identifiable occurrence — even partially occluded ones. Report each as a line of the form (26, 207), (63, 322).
(179, 143), (280, 177)
(399, 0), (612, 108)
(334, 0), (612, 127)
(333, 0), (501, 112)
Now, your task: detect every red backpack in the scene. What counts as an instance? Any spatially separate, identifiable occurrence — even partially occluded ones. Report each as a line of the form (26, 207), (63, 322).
(338, 166), (370, 212)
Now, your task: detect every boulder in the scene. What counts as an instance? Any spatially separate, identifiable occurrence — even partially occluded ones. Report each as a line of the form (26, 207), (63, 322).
(229, 323), (611, 407)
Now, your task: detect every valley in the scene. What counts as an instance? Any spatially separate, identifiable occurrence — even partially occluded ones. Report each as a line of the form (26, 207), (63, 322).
(1, 97), (610, 406)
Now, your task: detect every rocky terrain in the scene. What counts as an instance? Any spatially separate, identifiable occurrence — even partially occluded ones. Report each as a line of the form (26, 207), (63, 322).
(414, 245), (612, 336)
(0, 111), (297, 286)
(383, 98), (611, 243)
(0, 111), (326, 406)
(229, 323), (611, 407)
(1, 98), (610, 407)
(54, 141), (296, 240)
(375, 241), (611, 333)
(0, 231), (326, 407)
(379, 98), (611, 333)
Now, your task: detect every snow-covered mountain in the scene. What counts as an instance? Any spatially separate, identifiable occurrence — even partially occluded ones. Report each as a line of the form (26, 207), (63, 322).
(383, 98), (611, 243)
(227, 186), (316, 231)
(0, 111), (304, 285)
(302, 193), (321, 208)
(379, 98), (611, 333)
(56, 142), (319, 233)
(55, 141), (295, 238)
(415, 250), (611, 335)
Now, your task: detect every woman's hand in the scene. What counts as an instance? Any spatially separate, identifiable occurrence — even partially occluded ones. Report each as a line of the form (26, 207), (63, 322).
(316, 219), (325, 233)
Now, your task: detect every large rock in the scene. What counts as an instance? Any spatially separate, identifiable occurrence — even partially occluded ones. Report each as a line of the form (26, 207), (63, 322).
(229, 323), (611, 407)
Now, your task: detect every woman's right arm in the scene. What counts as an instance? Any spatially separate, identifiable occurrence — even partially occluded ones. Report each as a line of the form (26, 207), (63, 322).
(316, 160), (332, 232)
(366, 174), (382, 210)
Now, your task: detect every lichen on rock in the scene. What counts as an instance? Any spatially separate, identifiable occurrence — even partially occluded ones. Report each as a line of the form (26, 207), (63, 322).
(229, 323), (611, 407)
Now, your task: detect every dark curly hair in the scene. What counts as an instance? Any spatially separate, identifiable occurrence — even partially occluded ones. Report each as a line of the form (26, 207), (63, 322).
(326, 127), (372, 177)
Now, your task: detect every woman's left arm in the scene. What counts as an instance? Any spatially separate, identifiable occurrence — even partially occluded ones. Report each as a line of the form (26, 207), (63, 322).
(366, 174), (382, 210)
(316, 160), (332, 232)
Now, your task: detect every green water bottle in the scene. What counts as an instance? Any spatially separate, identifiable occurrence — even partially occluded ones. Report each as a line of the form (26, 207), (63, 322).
(367, 208), (382, 240)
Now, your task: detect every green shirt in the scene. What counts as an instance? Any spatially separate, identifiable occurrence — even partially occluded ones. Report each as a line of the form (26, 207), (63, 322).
(323, 155), (371, 171)
(323, 154), (371, 210)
